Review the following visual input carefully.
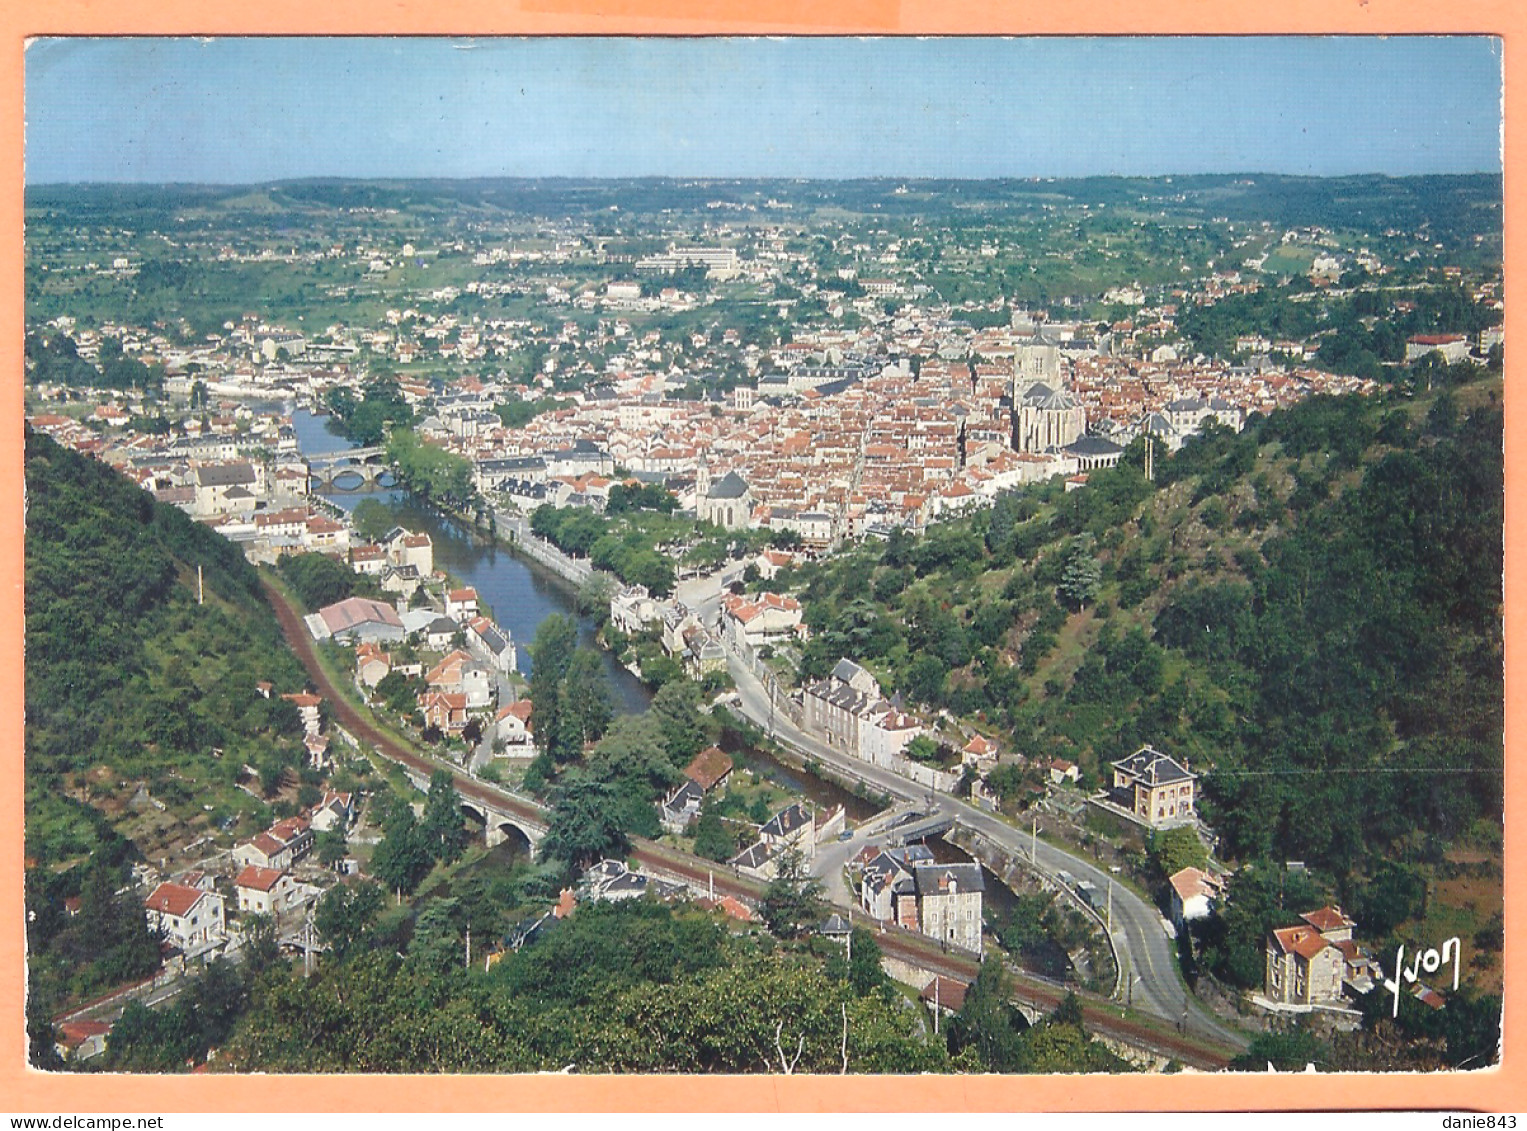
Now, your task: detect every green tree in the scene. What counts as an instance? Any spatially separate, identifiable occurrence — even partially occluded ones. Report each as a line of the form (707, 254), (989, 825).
(1230, 1027), (1330, 1071)
(407, 897), (464, 978)
(847, 927), (889, 997)
(906, 735), (941, 765)
(1058, 542), (1102, 612)
(420, 769), (469, 865)
(1352, 862), (1425, 936)
(561, 648), (614, 754)
(651, 679), (708, 766)
(760, 848), (824, 940)
(1150, 825), (1209, 880)
(239, 912), (282, 976)
(542, 772), (632, 874)
(314, 880), (385, 959)
(947, 956), (1028, 1071)
(692, 804), (736, 862)
(278, 552), (359, 609)
(528, 614), (578, 765)
(351, 498), (396, 544)
(370, 805), (434, 894)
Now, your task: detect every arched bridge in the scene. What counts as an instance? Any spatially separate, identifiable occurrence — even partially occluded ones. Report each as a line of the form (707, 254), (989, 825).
(308, 446), (392, 487)
(399, 765), (547, 857)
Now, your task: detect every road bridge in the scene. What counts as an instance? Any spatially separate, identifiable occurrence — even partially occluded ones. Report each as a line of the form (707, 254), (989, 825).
(308, 446), (392, 487)
(885, 811), (957, 845)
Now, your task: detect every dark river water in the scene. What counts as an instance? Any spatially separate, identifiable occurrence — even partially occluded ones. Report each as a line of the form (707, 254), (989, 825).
(291, 407), (878, 819)
(292, 407), (652, 714)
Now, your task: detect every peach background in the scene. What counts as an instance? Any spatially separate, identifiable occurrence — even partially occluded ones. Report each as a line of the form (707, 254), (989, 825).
(2, 0), (1520, 1112)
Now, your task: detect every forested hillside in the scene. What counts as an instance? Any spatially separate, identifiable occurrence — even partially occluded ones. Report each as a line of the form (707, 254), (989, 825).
(24, 429), (311, 1007)
(784, 371), (1503, 876)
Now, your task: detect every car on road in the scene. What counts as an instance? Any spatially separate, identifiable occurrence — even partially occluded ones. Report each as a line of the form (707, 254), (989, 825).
(838, 830), (854, 841)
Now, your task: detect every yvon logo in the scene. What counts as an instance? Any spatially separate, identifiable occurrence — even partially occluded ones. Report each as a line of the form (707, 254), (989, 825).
(1382, 937), (1461, 1016)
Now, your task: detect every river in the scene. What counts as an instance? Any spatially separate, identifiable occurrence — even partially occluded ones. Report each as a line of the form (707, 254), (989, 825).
(290, 408), (877, 820)
(293, 408), (651, 714)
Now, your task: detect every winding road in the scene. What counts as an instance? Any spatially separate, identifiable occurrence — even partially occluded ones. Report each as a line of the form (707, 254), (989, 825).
(262, 576), (1243, 1068)
(718, 637), (1249, 1052)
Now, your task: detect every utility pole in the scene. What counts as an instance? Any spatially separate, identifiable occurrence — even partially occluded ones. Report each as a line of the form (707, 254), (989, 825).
(933, 976), (940, 1035)
(197, 564), (204, 606)
(302, 912), (316, 977)
(1031, 818), (1037, 866)
(465, 924), (472, 969)
(1106, 877), (1113, 933)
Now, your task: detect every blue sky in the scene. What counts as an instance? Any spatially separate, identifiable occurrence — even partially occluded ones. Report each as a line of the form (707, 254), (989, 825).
(23, 37), (1503, 184)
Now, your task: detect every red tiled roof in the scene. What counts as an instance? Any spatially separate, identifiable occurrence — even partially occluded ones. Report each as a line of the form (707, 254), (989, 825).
(319, 597), (403, 634)
(57, 1020), (111, 1046)
(235, 865), (286, 892)
(1300, 905), (1355, 933)
(920, 976), (969, 1012)
(1271, 925), (1332, 961)
(145, 881), (207, 919)
(1169, 867), (1217, 904)
(497, 699), (534, 723)
(270, 816), (310, 842)
(684, 746), (735, 791)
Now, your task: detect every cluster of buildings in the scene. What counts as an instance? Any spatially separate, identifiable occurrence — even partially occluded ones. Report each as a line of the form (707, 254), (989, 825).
(853, 843), (985, 954)
(134, 790), (356, 972)
(727, 800), (846, 882)
(1262, 905), (1383, 1013)
(797, 658), (1007, 795)
(658, 745), (735, 833)
(310, 581), (526, 751)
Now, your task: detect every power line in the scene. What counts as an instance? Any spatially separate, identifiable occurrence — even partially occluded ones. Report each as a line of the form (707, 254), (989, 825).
(1206, 765), (1498, 777)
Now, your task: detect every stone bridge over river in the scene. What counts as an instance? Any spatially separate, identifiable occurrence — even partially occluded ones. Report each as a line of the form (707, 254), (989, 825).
(397, 764), (548, 858)
(307, 446), (392, 487)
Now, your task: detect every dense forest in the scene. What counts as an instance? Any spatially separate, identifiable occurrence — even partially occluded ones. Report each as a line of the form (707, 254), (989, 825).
(24, 429), (312, 1015)
(89, 895), (1125, 1074)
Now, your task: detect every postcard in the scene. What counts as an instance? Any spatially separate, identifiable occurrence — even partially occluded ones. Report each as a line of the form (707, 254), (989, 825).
(9, 20), (1520, 1116)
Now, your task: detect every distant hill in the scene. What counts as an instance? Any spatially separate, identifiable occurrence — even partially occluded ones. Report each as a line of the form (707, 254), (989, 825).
(23, 172), (1503, 239)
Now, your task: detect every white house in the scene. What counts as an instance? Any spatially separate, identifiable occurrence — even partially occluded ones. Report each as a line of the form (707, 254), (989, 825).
(466, 616), (518, 675)
(234, 865), (300, 916)
(144, 881), (226, 954)
(720, 591), (803, 652)
(496, 699), (537, 757)
(445, 587), (480, 622)
(1168, 866), (1224, 928)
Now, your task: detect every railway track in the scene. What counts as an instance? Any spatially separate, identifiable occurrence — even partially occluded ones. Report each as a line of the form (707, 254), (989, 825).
(262, 578), (1235, 1071)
